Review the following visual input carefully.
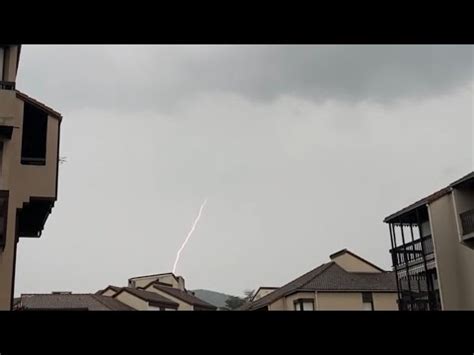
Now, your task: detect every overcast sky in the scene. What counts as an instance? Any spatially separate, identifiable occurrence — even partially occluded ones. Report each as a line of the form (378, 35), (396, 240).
(14, 45), (473, 297)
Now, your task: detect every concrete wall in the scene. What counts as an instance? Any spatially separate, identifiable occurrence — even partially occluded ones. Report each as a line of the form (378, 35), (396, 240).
(0, 90), (60, 310)
(429, 193), (474, 310)
(331, 252), (381, 273)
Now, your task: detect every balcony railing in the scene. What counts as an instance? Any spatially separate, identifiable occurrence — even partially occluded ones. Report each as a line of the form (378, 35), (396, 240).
(0, 81), (15, 90)
(390, 236), (434, 267)
(460, 209), (474, 236)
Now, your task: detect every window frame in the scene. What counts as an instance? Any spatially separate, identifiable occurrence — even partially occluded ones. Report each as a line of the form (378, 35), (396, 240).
(293, 298), (315, 311)
(362, 292), (374, 311)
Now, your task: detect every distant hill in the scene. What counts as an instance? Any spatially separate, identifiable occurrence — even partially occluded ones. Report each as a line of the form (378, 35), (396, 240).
(192, 289), (234, 308)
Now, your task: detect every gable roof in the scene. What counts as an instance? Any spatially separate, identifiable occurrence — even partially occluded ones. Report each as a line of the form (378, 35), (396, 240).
(329, 249), (385, 272)
(15, 293), (133, 311)
(128, 272), (179, 283)
(96, 285), (121, 295)
(243, 262), (397, 310)
(151, 284), (216, 310)
(115, 287), (179, 309)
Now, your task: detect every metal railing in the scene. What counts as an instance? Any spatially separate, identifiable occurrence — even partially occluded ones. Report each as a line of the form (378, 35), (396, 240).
(390, 236), (434, 267)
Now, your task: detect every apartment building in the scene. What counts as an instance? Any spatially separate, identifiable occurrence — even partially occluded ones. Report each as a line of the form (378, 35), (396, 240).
(0, 45), (62, 310)
(243, 249), (398, 311)
(97, 272), (217, 311)
(384, 171), (474, 310)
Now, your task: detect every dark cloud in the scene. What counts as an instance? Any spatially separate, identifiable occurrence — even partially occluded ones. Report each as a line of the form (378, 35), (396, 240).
(17, 45), (473, 114)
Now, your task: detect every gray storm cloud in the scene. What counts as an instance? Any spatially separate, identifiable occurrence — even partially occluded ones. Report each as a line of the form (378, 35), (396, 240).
(17, 45), (473, 113)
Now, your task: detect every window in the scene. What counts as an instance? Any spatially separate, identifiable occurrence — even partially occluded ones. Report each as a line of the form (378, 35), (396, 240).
(21, 102), (48, 165)
(293, 299), (314, 311)
(362, 292), (374, 311)
(0, 191), (8, 249)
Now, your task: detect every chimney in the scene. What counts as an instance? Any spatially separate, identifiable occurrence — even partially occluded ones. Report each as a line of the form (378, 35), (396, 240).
(177, 276), (185, 290)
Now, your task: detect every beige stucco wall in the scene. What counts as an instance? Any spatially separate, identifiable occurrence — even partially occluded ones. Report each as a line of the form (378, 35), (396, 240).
(331, 253), (381, 273)
(284, 292), (315, 310)
(253, 288), (276, 301)
(372, 293), (398, 310)
(114, 291), (148, 310)
(429, 193), (474, 310)
(268, 298), (285, 311)
(143, 285), (193, 310)
(317, 292), (364, 310)
(0, 90), (60, 310)
(268, 291), (397, 310)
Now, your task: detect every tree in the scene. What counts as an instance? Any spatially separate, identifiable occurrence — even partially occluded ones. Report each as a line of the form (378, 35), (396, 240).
(243, 289), (255, 302)
(224, 296), (246, 310)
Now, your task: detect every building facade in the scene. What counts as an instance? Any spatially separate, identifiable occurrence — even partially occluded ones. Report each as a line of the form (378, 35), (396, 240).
(0, 45), (62, 310)
(97, 272), (217, 311)
(384, 172), (474, 310)
(243, 249), (398, 311)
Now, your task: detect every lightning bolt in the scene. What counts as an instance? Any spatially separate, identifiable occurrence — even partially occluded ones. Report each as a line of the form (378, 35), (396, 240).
(172, 199), (208, 274)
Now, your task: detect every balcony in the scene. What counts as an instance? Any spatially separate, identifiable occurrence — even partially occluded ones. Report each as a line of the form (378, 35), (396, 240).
(460, 209), (474, 236)
(390, 236), (434, 268)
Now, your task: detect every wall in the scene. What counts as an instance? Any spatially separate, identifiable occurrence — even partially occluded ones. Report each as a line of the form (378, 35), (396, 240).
(331, 252), (381, 273)
(143, 285), (193, 310)
(372, 293), (398, 310)
(0, 91), (60, 310)
(317, 292), (364, 310)
(114, 291), (149, 310)
(284, 292), (315, 310)
(429, 193), (474, 310)
(253, 288), (277, 301)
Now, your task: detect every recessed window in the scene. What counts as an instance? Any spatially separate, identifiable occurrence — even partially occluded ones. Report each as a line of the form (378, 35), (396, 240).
(21, 102), (48, 165)
(294, 299), (314, 311)
(362, 292), (374, 311)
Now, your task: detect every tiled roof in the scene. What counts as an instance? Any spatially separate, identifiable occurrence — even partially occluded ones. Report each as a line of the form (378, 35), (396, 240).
(15, 294), (133, 311)
(151, 284), (216, 310)
(243, 262), (397, 310)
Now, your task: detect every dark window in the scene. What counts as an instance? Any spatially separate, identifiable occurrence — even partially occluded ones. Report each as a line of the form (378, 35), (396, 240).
(362, 292), (374, 310)
(293, 299), (314, 311)
(0, 191), (8, 249)
(21, 102), (48, 165)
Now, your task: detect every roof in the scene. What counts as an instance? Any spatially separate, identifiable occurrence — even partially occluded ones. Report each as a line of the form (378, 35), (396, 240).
(329, 249), (385, 272)
(96, 285), (121, 295)
(384, 171), (474, 224)
(151, 284), (216, 310)
(15, 294), (133, 311)
(115, 287), (179, 309)
(243, 262), (397, 311)
(128, 272), (179, 283)
(15, 90), (62, 120)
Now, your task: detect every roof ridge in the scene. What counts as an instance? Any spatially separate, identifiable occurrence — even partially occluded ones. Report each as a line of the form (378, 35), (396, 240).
(296, 262), (335, 290)
(90, 294), (114, 310)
